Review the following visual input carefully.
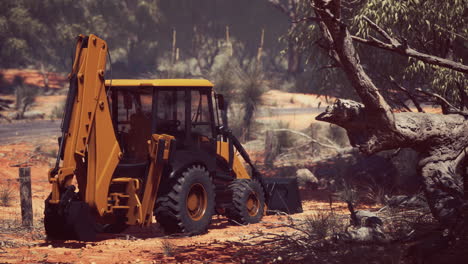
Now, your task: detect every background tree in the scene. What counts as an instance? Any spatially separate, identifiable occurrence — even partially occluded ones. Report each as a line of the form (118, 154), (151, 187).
(286, 0), (467, 106)
(268, 0), (311, 75)
(351, 0), (468, 108)
(0, 0), (162, 76)
(0, 0), (290, 81)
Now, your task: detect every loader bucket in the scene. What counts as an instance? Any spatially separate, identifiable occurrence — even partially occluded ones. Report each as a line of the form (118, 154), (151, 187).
(264, 177), (303, 215)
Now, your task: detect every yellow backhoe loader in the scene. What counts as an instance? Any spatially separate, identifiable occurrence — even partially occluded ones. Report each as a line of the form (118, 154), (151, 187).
(44, 34), (302, 241)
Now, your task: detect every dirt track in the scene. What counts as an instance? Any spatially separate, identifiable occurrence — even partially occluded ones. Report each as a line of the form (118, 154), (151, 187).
(0, 200), (356, 264)
(0, 120), (60, 144)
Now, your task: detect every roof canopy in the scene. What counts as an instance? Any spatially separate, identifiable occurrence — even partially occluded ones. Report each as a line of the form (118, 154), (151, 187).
(105, 79), (214, 88)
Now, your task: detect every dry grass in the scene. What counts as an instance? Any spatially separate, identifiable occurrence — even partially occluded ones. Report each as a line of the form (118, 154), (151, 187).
(161, 240), (177, 257)
(49, 102), (64, 119)
(303, 210), (344, 240)
(239, 201), (447, 263)
(362, 179), (392, 205)
(0, 182), (15, 207)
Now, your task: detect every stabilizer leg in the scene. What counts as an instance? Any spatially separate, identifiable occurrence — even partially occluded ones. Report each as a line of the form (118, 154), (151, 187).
(44, 192), (97, 242)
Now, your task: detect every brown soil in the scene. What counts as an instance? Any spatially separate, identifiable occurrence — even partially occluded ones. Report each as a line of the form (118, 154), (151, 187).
(0, 69), (67, 89)
(262, 90), (334, 109)
(0, 141), (379, 264)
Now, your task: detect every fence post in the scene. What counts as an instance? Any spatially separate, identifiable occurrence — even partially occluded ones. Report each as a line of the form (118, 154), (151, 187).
(19, 167), (33, 228)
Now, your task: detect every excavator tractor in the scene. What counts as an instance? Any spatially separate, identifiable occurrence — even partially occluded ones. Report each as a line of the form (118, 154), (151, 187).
(44, 34), (302, 241)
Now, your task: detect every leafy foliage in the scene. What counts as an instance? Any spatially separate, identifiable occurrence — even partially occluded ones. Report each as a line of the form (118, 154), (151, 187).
(289, 0), (467, 105)
(352, 0), (468, 105)
(0, 0), (288, 79)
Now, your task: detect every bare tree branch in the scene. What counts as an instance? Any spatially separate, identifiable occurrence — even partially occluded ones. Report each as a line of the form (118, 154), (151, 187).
(268, 0), (291, 17)
(362, 16), (397, 45)
(318, 64), (340, 70)
(292, 16), (322, 23)
(415, 88), (467, 115)
(272, 128), (354, 154)
(395, 98), (413, 113)
(313, 0), (396, 131)
(316, 20), (342, 66)
(389, 76), (425, 113)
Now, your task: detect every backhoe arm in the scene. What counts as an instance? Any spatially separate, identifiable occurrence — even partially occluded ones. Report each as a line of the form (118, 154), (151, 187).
(48, 34), (121, 216)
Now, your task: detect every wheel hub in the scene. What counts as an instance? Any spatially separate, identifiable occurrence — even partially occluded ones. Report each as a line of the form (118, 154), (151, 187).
(186, 183), (207, 221)
(246, 192), (260, 216)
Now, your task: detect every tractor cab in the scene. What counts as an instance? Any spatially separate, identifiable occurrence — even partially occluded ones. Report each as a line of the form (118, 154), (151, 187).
(106, 79), (223, 165)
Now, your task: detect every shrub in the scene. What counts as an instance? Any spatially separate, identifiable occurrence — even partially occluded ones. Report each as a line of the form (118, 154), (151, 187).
(14, 76), (39, 119)
(363, 179), (391, 205)
(303, 210), (344, 241)
(0, 183), (15, 207)
(238, 63), (266, 141)
(336, 180), (359, 205)
(160, 240), (176, 257)
(50, 102), (65, 119)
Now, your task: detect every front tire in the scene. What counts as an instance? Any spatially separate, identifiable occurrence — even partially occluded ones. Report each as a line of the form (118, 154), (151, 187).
(225, 179), (265, 224)
(155, 165), (215, 235)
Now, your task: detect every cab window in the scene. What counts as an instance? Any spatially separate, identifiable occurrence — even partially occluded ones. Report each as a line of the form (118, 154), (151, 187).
(191, 90), (212, 136)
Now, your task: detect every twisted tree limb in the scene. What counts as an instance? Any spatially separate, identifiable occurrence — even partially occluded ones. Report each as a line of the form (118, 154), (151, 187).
(415, 88), (468, 116)
(389, 76), (425, 113)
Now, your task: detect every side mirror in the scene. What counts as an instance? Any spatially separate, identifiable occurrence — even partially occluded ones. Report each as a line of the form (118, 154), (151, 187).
(216, 94), (226, 111)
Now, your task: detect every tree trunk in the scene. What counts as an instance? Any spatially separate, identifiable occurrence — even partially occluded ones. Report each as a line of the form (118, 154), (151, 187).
(317, 100), (468, 227)
(287, 37), (302, 75)
(313, 0), (468, 229)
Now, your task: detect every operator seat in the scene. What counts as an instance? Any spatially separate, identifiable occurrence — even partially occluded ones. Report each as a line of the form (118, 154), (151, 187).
(113, 110), (151, 179)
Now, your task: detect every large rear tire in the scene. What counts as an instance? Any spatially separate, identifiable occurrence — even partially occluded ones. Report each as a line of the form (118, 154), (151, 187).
(225, 179), (265, 224)
(154, 165), (215, 235)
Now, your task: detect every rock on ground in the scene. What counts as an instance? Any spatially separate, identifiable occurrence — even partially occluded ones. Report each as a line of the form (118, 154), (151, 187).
(296, 168), (318, 190)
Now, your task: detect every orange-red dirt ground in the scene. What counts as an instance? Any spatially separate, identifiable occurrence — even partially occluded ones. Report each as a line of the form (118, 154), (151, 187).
(0, 140), (380, 264)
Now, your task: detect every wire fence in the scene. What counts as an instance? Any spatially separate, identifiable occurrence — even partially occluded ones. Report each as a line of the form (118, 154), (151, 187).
(0, 177), (47, 231)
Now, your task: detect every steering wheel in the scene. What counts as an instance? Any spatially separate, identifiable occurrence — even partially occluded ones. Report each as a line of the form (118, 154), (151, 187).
(167, 119), (181, 127)
(160, 119), (181, 131)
